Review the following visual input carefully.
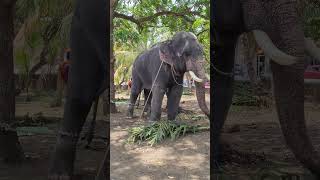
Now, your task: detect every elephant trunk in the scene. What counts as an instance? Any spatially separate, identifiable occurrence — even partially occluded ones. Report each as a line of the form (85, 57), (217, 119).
(195, 82), (210, 118)
(271, 61), (320, 176)
(267, 1), (320, 176)
(187, 59), (210, 118)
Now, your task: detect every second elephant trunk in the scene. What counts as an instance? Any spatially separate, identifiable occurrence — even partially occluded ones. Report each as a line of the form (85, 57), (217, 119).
(271, 61), (320, 176)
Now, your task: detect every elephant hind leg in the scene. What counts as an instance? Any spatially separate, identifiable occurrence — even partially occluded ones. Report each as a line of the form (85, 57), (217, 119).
(167, 85), (183, 121)
(127, 77), (143, 118)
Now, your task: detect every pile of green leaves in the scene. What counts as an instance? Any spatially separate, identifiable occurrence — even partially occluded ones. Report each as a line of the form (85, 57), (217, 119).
(232, 83), (259, 106)
(127, 120), (209, 146)
(232, 83), (272, 107)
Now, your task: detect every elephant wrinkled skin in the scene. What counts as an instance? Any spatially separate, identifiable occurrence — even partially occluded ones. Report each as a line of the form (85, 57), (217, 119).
(127, 32), (210, 122)
(48, 0), (108, 179)
(212, 0), (320, 177)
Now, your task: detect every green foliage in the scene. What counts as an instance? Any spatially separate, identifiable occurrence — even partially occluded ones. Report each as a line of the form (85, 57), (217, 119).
(114, 51), (139, 85)
(232, 83), (272, 107)
(114, 0), (210, 82)
(127, 120), (209, 146)
(14, 0), (74, 74)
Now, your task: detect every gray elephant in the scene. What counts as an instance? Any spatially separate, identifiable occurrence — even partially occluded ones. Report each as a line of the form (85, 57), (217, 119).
(127, 32), (210, 122)
(212, 0), (320, 177)
(48, 0), (108, 179)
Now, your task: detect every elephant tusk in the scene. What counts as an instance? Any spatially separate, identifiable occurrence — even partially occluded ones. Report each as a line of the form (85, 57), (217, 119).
(205, 73), (210, 80)
(252, 30), (298, 66)
(189, 71), (203, 83)
(305, 37), (320, 63)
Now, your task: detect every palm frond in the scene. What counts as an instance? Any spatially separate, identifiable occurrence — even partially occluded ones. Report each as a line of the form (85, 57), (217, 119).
(127, 120), (209, 146)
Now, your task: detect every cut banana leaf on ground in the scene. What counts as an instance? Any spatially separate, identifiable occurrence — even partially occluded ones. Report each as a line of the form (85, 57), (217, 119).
(127, 120), (209, 146)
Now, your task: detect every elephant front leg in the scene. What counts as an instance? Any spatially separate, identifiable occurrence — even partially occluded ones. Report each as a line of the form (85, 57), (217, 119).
(48, 0), (107, 178)
(49, 98), (93, 179)
(167, 85), (183, 121)
(149, 85), (166, 122)
(212, 31), (238, 171)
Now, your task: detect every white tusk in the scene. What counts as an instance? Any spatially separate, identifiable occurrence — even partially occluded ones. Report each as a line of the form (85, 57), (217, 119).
(305, 37), (320, 62)
(189, 71), (203, 83)
(252, 30), (298, 65)
(205, 74), (210, 80)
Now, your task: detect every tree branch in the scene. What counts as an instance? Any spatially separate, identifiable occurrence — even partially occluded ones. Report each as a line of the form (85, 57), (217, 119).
(114, 9), (207, 28)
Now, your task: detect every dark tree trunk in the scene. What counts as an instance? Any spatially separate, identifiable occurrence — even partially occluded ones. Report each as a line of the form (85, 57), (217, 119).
(110, 54), (117, 113)
(104, 0), (117, 114)
(0, 0), (24, 163)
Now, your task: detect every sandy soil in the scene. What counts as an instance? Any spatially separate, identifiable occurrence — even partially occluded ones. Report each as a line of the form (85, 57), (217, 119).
(111, 90), (320, 180)
(0, 91), (319, 180)
(0, 94), (108, 180)
(110, 92), (211, 180)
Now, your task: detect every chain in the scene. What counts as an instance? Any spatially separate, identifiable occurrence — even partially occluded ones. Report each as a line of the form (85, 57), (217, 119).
(211, 63), (234, 77)
(171, 66), (183, 86)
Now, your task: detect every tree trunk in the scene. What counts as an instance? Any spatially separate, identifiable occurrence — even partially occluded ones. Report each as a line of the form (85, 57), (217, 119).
(110, 53), (117, 113)
(0, 1), (25, 163)
(51, 67), (64, 107)
(27, 40), (50, 84)
(103, 0), (117, 114)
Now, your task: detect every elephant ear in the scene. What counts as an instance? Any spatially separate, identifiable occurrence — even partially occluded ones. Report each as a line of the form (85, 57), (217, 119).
(159, 41), (175, 66)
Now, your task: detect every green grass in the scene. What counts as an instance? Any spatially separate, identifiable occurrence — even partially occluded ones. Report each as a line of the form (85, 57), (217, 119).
(127, 120), (209, 146)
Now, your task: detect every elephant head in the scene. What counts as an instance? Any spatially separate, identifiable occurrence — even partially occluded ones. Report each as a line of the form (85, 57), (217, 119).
(159, 31), (210, 117)
(240, 0), (320, 175)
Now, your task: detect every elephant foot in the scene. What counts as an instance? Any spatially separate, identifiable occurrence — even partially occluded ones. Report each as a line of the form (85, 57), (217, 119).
(147, 119), (157, 125)
(212, 159), (224, 173)
(126, 113), (134, 119)
(80, 131), (94, 148)
(49, 132), (79, 180)
(170, 119), (184, 126)
(148, 112), (161, 122)
(126, 105), (134, 118)
(140, 109), (151, 119)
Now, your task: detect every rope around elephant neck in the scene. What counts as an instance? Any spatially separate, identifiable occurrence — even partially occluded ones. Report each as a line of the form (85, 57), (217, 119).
(171, 66), (183, 86)
(140, 61), (164, 118)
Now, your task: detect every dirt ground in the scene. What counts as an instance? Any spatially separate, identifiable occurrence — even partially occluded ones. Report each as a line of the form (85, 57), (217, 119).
(0, 90), (320, 180)
(111, 90), (320, 180)
(0, 94), (108, 180)
(110, 91), (210, 180)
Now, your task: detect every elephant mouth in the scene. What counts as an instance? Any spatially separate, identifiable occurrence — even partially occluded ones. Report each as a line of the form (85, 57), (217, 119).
(185, 58), (210, 118)
(186, 58), (209, 83)
(252, 30), (320, 65)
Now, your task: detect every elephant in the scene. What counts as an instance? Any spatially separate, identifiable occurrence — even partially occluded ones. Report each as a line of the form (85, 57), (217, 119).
(212, 0), (320, 177)
(127, 32), (210, 122)
(48, 0), (108, 179)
